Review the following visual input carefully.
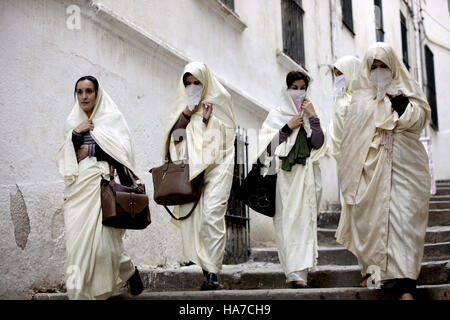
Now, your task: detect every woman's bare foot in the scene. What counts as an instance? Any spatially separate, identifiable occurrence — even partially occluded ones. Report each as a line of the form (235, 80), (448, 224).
(360, 275), (370, 287)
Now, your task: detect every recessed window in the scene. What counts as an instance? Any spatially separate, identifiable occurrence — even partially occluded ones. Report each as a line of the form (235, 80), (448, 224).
(425, 45), (438, 130)
(220, 0), (234, 11)
(342, 0), (354, 34)
(374, 0), (384, 41)
(281, 0), (305, 67)
(400, 12), (410, 70)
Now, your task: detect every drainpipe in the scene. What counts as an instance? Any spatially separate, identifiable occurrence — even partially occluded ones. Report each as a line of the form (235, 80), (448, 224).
(329, 0), (336, 62)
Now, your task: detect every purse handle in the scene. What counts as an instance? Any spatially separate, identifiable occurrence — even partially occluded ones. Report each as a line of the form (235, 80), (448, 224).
(159, 125), (202, 220)
(162, 195), (200, 221)
(108, 163), (145, 189)
(165, 124), (192, 164)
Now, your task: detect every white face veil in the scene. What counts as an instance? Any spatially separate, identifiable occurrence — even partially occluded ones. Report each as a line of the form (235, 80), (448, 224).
(161, 62), (236, 180)
(339, 42), (431, 204)
(56, 85), (136, 183)
(333, 56), (362, 95)
(329, 56), (361, 166)
(255, 69), (327, 167)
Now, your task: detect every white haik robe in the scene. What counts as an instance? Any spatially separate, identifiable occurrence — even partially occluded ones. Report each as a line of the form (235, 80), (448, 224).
(56, 87), (136, 299)
(161, 62), (236, 274)
(339, 42), (431, 281)
(256, 78), (327, 282)
(329, 56), (361, 254)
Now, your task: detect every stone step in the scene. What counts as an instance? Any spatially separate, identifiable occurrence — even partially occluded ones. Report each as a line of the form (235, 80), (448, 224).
(250, 242), (450, 266)
(428, 209), (450, 226)
(318, 226), (450, 246)
(431, 195), (450, 202)
(317, 228), (339, 246)
(318, 209), (450, 229)
(429, 201), (450, 209)
(329, 200), (450, 211)
(426, 226), (450, 244)
(435, 187), (450, 196)
(32, 260), (449, 297)
(33, 284), (450, 300)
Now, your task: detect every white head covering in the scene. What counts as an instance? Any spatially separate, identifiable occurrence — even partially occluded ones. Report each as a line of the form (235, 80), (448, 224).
(329, 56), (361, 167)
(339, 42), (431, 204)
(56, 84), (135, 183)
(255, 70), (326, 167)
(162, 62), (236, 180)
(333, 56), (361, 94)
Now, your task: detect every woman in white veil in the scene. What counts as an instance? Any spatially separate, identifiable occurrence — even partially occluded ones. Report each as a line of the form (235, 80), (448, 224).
(339, 42), (431, 299)
(329, 56), (362, 259)
(161, 62), (236, 290)
(255, 70), (327, 288)
(56, 76), (143, 299)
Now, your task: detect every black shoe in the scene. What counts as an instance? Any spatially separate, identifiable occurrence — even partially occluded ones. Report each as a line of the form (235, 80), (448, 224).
(128, 267), (144, 296)
(291, 281), (309, 289)
(200, 273), (219, 291)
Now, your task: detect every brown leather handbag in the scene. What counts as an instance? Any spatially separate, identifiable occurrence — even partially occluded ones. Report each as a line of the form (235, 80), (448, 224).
(149, 146), (203, 221)
(101, 164), (151, 229)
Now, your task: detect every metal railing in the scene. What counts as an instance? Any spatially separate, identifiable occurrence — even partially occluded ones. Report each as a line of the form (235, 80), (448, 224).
(224, 127), (250, 264)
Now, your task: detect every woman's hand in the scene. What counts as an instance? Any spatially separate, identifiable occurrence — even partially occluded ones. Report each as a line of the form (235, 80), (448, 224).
(287, 115), (304, 130)
(301, 98), (317, 117)
(202, 101), (213, 121)
(74, 119), (94, 134)
(183, 104), (199, 117)
(76, 145), (89, 163)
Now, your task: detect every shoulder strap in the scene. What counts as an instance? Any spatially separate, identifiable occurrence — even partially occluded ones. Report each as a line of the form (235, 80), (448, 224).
(163, 195), (201, 221)
(109, 163), (115, 180)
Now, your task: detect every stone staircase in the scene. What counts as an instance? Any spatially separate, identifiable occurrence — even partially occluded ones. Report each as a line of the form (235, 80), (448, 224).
(33, 180), (450, 300)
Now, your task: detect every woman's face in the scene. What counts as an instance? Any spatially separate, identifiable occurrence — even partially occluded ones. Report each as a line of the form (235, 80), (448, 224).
(289, 79), (306, 91)
(371, 59), (389, 71)
(76, 80), (97, 117)
(334, 67), (343, 77)
(184, 74), (202, 87)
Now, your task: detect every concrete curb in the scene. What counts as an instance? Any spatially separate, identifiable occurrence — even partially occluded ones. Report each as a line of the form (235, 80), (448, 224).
(33, 284), (450, 300)
(250, 242), (450, 265)
(318, 209), (450, 228)
(318, 227), (450, 246)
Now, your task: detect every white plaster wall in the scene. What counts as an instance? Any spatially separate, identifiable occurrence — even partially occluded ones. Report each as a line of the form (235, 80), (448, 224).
(422, 0), (450, 180)
(0, 0), (196, 299)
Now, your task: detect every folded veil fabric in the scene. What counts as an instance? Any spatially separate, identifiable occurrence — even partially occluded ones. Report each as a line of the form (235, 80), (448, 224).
(56, 87), (136, 184)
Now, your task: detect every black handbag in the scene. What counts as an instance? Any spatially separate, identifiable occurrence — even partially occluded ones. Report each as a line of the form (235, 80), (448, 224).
(236, 160), (277, 217)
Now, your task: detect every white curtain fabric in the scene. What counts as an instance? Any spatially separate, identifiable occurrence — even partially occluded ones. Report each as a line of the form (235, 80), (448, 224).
(162, 62), (236, 274)
(56, 87), (136, 299)
(339, 42), (431, 280)
(256, 71), (327, 282)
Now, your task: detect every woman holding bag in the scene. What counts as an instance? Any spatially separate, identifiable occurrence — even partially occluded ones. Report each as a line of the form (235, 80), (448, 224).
(255, 70), (327, 288)
(161, 62), (236, 290)
(56, 76), (143, 299)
